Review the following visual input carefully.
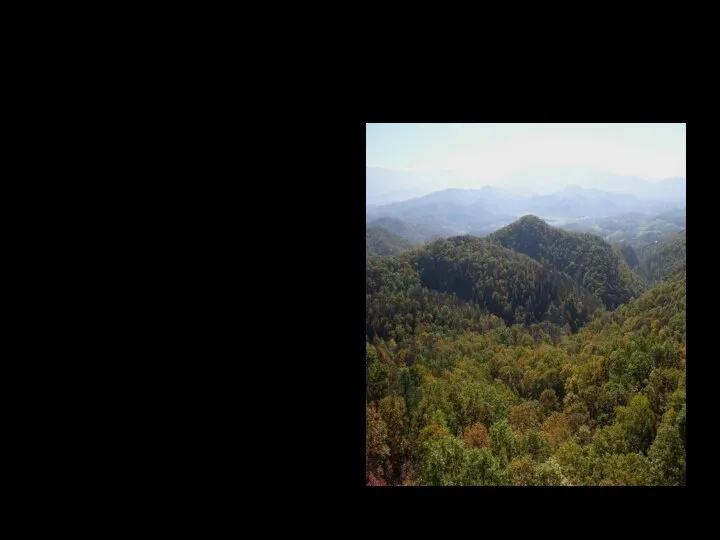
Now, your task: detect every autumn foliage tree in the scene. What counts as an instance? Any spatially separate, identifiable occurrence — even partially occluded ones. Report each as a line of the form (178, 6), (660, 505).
(462, 423), (491, 450)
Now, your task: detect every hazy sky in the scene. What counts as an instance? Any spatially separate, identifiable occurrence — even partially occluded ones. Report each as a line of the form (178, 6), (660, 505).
(366, 123), (686, 182)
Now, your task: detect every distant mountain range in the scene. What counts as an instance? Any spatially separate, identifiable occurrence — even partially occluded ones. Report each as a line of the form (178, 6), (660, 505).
(499, 167), (685, 200)
(366, 184), (683, 239)
(366, 168), (470, 205)
(366, 166), (686, 205)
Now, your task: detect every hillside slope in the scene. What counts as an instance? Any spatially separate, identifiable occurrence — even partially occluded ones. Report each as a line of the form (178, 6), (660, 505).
(636, 231), (686, 285)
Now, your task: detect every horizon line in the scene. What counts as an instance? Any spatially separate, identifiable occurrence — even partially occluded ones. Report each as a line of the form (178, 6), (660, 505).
(366, 165), (685, 182)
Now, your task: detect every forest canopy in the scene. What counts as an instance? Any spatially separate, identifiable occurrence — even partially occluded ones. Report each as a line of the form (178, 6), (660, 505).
(366, 217), (686, 486)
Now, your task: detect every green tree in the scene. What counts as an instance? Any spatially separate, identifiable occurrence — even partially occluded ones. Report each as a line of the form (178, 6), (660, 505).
(367, 361), (392, 402)
(648, 409), (685, 486)
(536, 458), (569, 486)
(490, 419), (517, 467)
(615, 394), (656, 454)
(461, 448), (507, 486)
(418, 436), (466, 486)
(600, 453), (651, 486)
(555, 440), (593, 485)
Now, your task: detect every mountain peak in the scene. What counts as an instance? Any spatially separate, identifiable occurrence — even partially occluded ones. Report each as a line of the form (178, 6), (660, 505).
(516, 215), (548, 226)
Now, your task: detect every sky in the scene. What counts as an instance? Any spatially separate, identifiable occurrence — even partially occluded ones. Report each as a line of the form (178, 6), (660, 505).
(366, 123), (686, 185)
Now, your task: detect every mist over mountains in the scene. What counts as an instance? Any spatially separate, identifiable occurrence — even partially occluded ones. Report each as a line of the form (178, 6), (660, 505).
(366, 166), (685, 245)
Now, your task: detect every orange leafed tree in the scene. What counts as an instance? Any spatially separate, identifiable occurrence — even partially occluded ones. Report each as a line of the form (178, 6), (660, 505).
(463, 423), (491, 450)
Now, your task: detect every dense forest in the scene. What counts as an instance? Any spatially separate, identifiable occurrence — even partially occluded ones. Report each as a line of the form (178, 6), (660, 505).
(367, 234), (602, 335)
(366, 217), (686, 486)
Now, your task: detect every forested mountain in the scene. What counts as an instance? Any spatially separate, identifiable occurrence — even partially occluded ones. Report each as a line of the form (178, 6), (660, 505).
(366, 216), (685, 486)
(367, 235), (602, 341)
(366, 226), (417, 256)
(489, 216), (646, 310)
(411, 236), (602, 331)
(636, 232), (686, 285)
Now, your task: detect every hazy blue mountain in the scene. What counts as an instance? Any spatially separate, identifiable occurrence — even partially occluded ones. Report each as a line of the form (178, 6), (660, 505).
(501, 167), (686, 202)
(366, 167), (470, 205)
(526, 186), (679, 217)
(368, 165), (685, 203)
(365, 170), (686, 253)
(366, 185), (683, 236)
(366, 188), (519, 237)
